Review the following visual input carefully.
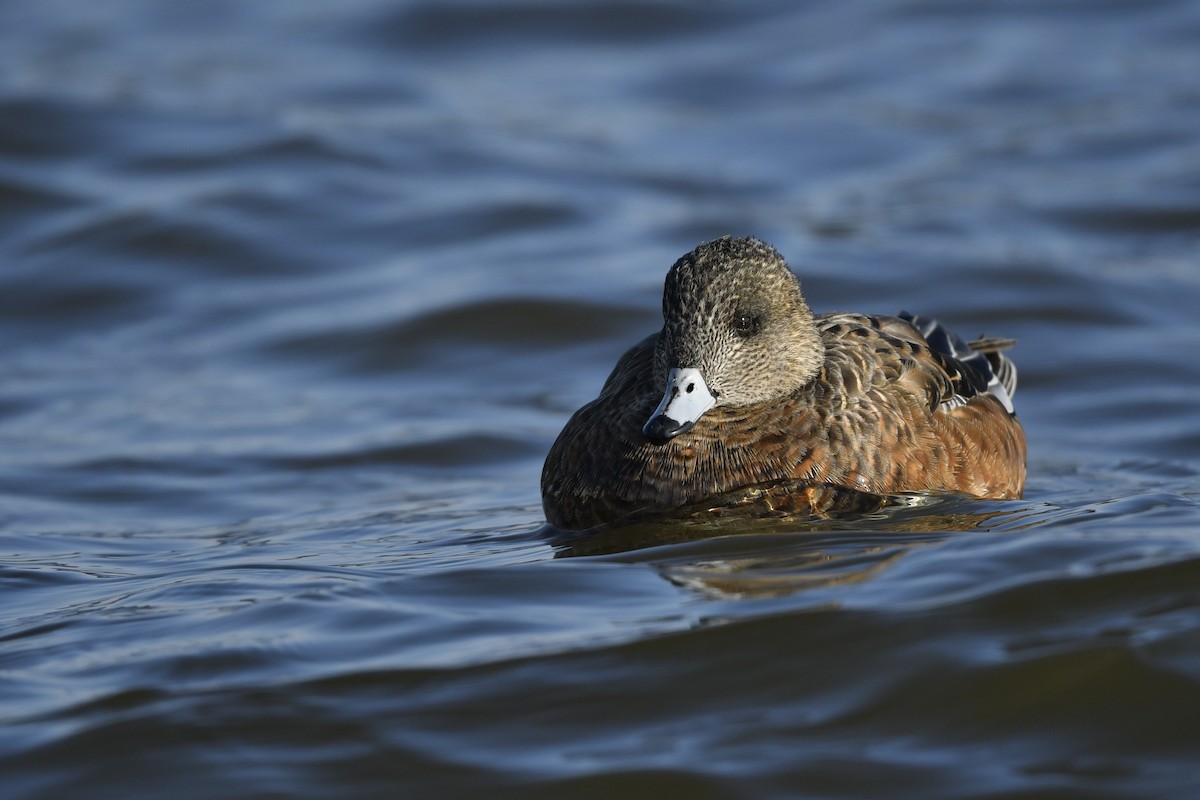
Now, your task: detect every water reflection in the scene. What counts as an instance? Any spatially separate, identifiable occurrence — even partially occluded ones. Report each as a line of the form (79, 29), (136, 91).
(660, 533), (925, 601)
(550, 489), (1046, 599)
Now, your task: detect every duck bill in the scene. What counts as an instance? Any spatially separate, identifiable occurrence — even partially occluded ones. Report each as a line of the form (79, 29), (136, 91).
(642, 367), (716, 445)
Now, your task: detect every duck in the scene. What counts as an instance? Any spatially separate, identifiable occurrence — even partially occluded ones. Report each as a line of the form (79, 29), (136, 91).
(541, 236), (1027, 531)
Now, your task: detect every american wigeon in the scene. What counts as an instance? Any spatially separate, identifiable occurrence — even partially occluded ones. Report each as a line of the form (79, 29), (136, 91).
(542, 236), (1027, 531)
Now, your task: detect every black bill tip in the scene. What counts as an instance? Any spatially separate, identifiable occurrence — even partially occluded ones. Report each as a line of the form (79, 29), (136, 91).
(642, 414), (694, 445)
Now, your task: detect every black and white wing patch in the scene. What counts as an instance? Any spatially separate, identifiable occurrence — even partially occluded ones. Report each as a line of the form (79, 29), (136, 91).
(899, 311), (1018, 416)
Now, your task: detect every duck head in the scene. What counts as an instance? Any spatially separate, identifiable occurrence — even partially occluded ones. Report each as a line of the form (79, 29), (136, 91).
(643, 236), (825, 445)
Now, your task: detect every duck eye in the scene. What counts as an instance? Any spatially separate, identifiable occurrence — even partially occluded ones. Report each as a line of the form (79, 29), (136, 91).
(734, 314), (759, 336)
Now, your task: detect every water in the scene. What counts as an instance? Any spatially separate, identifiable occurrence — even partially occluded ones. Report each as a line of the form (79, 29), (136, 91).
(2, 0), (1200, 797)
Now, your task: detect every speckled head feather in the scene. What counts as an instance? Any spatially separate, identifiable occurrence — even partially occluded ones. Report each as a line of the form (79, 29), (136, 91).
(541, 236), (1027, 531)
(654, 236), (824, 409)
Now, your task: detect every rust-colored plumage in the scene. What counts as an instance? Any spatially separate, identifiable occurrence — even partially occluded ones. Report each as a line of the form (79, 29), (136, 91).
(542, 237), (1027, 531)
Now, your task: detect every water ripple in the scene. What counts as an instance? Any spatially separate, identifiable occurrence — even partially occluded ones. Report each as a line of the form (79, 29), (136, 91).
(4, 0), (1200, 798)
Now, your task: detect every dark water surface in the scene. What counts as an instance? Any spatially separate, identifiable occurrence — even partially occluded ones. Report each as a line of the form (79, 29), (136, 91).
(4, 1), (1200, 797)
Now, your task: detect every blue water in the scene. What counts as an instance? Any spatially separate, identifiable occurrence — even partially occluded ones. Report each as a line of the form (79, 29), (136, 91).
(3, 1), (1200, 797)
